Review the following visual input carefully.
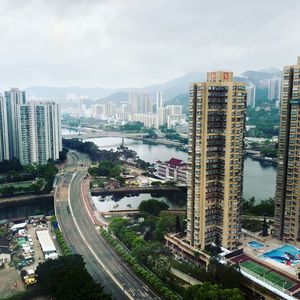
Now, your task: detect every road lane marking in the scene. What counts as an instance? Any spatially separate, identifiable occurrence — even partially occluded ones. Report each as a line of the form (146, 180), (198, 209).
(67, 173), (134, 300)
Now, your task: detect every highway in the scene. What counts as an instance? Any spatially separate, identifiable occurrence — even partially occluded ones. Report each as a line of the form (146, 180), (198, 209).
(55, 151), (160, 300)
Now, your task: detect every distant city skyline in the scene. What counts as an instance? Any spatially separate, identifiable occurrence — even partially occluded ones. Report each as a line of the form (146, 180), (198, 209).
(0, 0), (299, 90)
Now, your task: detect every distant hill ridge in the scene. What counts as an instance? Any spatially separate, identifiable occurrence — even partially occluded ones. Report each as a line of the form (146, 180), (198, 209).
(26, 68), (281, 105)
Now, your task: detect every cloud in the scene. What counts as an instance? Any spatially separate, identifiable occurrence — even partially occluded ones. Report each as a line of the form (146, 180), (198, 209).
(0, 0), (299, 90)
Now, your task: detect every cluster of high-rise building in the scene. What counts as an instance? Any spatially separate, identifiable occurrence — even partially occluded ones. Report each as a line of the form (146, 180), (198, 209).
(0, 88), (62, 165)
(166, 56), (300, 257)
(91, 91), (186, 130)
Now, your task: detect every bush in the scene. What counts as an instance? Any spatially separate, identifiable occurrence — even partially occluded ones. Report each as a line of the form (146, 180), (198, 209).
(100, 229), (179, 300)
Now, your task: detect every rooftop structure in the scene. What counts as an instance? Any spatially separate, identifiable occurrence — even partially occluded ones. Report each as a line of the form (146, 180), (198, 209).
(36, 229), (57, 256)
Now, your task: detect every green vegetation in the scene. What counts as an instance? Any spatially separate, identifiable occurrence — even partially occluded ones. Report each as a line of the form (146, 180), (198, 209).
(159, 126), (188, 144)
(241, 218), (262, 232)
(51, 216), (72, 255)
(171, 259), (244, 291)
(242, 197), (274, 217)
(246, 107), (280, 138)
(36, 254), (111, 300)
(101, 229), (179, 300)
(58, 147), (69, 162)
(0, 160), (58, 196)
(0, 158), (23, 173)
(107, 211), (186, 296)
(144, 127), (158, 139)
(88, 160), (124, 184)
(138, 199), (169, 216)
(122, 121), (144, 132)
(184, 282), (244, 300)
(63, 139), (120, 162)
(165, 94), (188, 114)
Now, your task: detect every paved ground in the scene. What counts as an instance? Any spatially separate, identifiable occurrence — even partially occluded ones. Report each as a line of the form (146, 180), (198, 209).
(0, 268), (25, 299)
(171, 268), (201, 285)
(23, 224), (44, 271)
(55, 151), (160, 300)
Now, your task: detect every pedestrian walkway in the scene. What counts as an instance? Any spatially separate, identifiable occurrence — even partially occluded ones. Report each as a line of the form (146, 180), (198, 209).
(171, 268), (201, 285)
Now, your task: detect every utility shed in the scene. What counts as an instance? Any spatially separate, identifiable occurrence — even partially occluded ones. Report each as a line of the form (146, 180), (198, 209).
(36, 229), (57, 257)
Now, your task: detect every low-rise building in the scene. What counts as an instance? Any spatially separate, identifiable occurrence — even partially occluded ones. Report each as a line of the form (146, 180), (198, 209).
(36, 229), (58, 260)
(156, 158), (187, 184)
(0, 237), (11, 265)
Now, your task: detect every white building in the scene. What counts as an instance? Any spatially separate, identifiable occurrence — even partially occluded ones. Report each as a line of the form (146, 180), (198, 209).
(36, 229), (58, 260)
(132, 113), (158, 128)
(4, 88), (26, 159)
(17, 101), (62, 165)
(268, 76), (282, 101)
(166, 105), (183, 116)
(91, 104), (105, 119)
(0, 94), (10, 161)
(246, 82), (256, 107)
(156, 92), (163, 110)
(129, 92), (153, 114)
(156, 158), (187, 184)
(167, 114), (183, 129)
(157, 107), (169, 126)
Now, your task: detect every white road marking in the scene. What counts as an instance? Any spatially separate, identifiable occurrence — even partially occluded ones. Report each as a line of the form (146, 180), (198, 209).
(67, 173), (134, 300)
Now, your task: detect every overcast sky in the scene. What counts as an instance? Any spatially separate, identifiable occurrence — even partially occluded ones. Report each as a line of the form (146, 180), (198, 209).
(0, 0), (299, 89)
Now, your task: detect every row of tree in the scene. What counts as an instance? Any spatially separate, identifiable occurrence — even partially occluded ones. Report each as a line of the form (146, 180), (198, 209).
(101, 228), (178, 300)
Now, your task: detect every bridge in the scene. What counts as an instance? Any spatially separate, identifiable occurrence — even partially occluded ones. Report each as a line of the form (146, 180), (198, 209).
(62, 126), (145, 140)
(91, 186), (186, 196)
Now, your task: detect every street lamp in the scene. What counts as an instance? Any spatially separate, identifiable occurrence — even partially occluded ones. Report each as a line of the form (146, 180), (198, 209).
(282, 281), (287, 292)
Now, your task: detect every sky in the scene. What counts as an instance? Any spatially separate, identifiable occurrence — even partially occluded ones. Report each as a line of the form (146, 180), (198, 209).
(0, 0), (299, 90)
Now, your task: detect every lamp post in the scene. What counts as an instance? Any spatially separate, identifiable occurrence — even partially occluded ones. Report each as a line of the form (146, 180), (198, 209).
(282, 281), (287, 292)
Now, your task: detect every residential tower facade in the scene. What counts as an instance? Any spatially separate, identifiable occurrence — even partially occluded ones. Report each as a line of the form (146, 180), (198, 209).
(187, 71), (247, 250)
(274, 57), (300, 242)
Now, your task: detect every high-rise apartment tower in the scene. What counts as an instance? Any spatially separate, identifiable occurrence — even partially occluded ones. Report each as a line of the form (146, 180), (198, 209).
(4, 88), (26, 159)
(17, 101), (62, 165)
(274, 57), (300, 242)
(187, 71), (247, 250)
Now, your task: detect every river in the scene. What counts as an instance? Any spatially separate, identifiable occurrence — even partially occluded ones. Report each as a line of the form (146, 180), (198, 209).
(85, 136), (277, 204)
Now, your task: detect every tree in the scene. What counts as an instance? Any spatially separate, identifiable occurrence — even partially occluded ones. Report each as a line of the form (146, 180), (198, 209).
(148, 255), (171, 280)
(138, 199), (169, 216)
(261, 217), (268, 236)
(36, 255), (111, 300)
(175, 214), (182, 233)
(184, 282), (244, 300)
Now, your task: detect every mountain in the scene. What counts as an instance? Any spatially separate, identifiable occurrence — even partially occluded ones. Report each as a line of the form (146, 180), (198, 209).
(165, 93), (189, 114)
(241, 70), (282, 86)
(25, 68), (280, 109)
(25, 72), (206, 102)
(137, 72), (205, 100)
(258, 67), (281, 74)
(94, 92), (129, 104)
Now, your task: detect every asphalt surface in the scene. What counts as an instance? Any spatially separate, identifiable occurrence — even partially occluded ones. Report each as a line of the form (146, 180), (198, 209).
(55, 151), (160, 300)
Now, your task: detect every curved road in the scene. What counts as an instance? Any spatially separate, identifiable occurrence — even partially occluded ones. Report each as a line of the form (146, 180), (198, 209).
(55, 151), (159, 300)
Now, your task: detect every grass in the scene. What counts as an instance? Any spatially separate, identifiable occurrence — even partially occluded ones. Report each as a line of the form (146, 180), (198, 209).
(241, 260), (296, 290)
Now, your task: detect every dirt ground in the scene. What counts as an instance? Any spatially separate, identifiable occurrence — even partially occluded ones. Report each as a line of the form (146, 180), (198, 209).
(0, 267), (25, 299)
